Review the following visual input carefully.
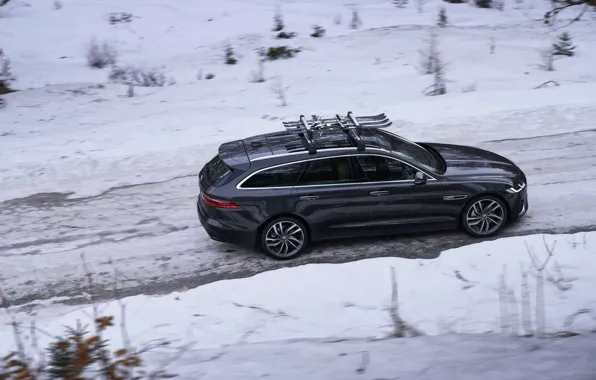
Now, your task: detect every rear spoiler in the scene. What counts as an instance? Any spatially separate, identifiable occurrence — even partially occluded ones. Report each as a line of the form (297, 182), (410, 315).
(218, 140), (250, 171)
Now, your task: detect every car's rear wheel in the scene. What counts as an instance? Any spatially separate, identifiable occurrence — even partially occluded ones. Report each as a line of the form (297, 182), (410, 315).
(260, 216), (309, 260)
(461, 195), (508, 238)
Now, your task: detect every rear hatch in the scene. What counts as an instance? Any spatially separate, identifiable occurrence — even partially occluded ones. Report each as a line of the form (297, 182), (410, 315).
(199, 140), (251, 192)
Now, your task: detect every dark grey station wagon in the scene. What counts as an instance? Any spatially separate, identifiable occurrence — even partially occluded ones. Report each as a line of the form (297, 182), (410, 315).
(197, 112), (528, 259)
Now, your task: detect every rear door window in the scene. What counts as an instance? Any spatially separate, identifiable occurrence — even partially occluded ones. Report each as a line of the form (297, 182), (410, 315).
(241, 162), (305, 188)
(297, 157), (357, 186)
(205, 155), (233, 187)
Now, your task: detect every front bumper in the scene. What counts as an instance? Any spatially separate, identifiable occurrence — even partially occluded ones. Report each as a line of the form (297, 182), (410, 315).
(509, 187), (528, 221)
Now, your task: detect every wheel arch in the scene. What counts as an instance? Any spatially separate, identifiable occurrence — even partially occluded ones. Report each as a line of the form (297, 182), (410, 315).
(460, 192), (512, 223)
(256, 213), (313, 244)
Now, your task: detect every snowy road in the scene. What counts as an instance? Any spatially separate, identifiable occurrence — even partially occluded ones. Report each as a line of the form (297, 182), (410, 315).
(1, 127), (596, 307)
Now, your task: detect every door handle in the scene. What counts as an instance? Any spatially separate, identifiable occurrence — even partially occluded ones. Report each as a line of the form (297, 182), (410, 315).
(300, 195), (319, 201)
(370, 190), (389, 196)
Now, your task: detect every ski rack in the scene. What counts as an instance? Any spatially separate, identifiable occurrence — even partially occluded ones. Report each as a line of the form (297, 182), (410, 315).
(282, 111), (392, 154)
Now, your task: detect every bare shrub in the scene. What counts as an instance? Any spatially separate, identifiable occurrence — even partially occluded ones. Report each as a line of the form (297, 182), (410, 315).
(489, 36), (496, 54)
(0, 48), (16, 94)
(109, 66), (173, 87)
(538, 45), (556, 71)
(421, 31), (448, 96)
(350, 9), (362, 29)
(437, 7), (448, 27)
(126, 83), (134, 97)
(416, 0), (428, 13)
(271, 77), (287, 106)
(525, 236), (557, 338)
(0, 255), (183, 379)
(86, 39), (117, 69)
(53, 0), (62, 10)
(418, 29), (438, 75)
(249, 58), (266, 83)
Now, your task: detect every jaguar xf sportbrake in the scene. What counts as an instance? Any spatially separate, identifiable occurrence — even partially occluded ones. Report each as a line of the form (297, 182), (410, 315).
(197, 112), (528, 259)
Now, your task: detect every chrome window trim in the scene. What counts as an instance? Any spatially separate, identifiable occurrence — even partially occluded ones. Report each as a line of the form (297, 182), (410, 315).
(236, 153), (438, 190)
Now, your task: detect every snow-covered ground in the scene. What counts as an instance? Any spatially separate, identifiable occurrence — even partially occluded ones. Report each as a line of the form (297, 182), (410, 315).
(1, 0), (595, 200)
(1, 232), (595, 379)
(1, 0), (596, 376)
(1, 0), (596, 305)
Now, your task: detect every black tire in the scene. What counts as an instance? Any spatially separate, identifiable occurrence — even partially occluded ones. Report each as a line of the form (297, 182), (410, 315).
(461, 195), (508, 238)
(259, 216), (309, 260)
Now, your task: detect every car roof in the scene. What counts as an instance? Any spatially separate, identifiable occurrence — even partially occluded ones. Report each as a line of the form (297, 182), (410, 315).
(240, 129), (386, 161)
(218, 130), (392, 171)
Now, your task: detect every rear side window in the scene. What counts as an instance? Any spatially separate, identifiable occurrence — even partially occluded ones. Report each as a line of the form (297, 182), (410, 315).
(298, 157), (356, 186)
(205, 155), (233, 187)
(241, 162), (305, 188)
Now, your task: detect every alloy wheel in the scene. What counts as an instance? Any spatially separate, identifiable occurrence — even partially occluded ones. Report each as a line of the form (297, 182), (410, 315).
(465, 199), (505, 236)
(264, 220), (305, 258)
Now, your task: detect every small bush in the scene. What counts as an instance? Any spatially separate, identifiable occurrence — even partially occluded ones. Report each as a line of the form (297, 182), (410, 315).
(310, 25), (326, 37)
(437, 7), (448, 27)
(350, 9), (362, 29)
(109, 12), (133, 25)
(475, 0), (492, 8)
(109, 66), (172, 87)
(0, 48), (15, 94)
(276, 31), (296, 39)
(443, 0), (465, 3)
(553, 32), (575, 57)
(205, 73), (215, 80)
(86, 39), (117, 69)
(264, 46), (301, 61)
(224, 45), (237, 64)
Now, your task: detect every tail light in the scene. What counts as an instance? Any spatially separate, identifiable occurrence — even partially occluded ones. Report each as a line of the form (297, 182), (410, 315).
(202, 194), (241, 209)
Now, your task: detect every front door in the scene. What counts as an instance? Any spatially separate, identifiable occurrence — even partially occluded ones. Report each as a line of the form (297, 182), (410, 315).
(290, 156), (372, 241)
(354, 155), (453, 233)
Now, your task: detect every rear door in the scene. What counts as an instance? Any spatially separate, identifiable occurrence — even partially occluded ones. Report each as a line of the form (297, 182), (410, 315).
(354, 155), (453, 232)
(290, 156), (372, 241)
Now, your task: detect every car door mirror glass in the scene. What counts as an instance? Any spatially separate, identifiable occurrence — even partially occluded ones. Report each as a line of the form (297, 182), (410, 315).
(414, 171), (427, 184)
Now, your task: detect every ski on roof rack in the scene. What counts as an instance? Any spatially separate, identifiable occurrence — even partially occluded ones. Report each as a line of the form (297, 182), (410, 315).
(282, 111), (392, 154)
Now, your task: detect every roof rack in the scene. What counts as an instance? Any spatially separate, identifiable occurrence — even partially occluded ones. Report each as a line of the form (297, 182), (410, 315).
(282, 111), (392, 154)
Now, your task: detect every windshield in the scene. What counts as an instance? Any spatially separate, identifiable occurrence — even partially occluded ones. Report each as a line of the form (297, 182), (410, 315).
(377, 130), (443, 174)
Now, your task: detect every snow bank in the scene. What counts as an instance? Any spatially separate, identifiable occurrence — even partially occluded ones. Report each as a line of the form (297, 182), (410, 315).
(1, 232), (594, 360)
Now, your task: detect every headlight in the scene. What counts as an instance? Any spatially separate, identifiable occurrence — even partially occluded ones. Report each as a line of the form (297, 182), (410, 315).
(506, 181), (526, 193)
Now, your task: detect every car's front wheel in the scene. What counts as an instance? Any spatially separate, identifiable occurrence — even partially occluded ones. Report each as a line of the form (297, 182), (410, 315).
(461, 195), (508, 238)
(260, 216), (309, 260)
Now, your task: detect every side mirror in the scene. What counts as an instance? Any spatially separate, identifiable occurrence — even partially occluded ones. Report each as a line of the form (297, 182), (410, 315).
(414, 171), (427, 185)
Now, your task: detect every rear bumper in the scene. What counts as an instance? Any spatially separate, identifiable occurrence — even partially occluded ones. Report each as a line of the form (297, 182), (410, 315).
(197, 197), (256, 246)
